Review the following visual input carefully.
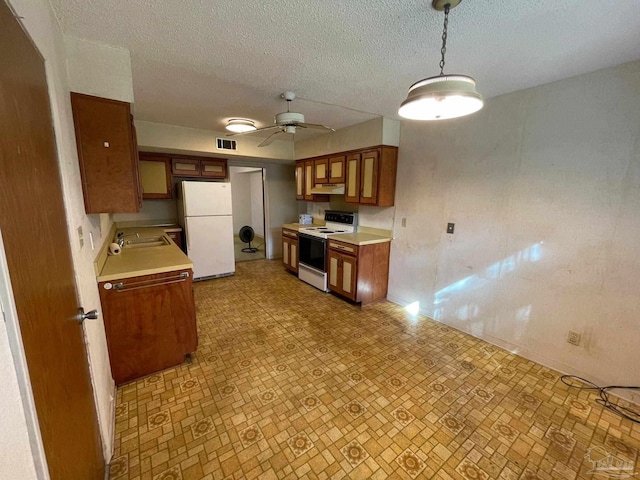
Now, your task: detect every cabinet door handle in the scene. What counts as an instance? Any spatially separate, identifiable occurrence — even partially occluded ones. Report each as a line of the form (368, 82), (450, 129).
(112, 272), (189, 292)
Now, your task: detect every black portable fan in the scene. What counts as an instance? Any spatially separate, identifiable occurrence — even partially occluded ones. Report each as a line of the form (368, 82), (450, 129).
(239, 226), (258, 253)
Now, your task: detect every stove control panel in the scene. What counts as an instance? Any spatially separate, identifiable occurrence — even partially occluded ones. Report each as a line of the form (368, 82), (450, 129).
(324, 211), (357, 226)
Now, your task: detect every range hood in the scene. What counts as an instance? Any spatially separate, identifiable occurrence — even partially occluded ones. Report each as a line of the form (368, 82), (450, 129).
(309, 183), (345, 195)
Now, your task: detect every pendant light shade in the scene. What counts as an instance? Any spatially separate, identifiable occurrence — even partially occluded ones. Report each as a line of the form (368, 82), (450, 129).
(399, 1), (483, 121)
(226, 119), (256, 133)
(398, 75), (483, 120)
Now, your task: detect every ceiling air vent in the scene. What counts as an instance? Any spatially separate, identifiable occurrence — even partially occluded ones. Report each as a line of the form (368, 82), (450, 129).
(217, 138), (237, 151)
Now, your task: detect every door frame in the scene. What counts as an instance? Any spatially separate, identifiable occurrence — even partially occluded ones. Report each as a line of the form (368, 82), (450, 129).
(229, 165), (270, 259)
(0, 228), (49, 480)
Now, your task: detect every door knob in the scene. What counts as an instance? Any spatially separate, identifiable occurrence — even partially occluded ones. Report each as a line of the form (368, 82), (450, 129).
(77, 307), (99, 324)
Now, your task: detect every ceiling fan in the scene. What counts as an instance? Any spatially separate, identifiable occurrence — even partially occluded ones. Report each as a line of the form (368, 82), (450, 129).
(228, 92), (335, 147)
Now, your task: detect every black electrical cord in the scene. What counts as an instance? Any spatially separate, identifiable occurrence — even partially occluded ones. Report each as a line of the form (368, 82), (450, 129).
(560, 375), (640, 424)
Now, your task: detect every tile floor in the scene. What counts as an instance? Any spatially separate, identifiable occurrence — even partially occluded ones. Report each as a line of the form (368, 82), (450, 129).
(110, 259), (640, 480)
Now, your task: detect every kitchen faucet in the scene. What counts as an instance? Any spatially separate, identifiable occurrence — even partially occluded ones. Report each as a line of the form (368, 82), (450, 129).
(116, 232), (139, 248)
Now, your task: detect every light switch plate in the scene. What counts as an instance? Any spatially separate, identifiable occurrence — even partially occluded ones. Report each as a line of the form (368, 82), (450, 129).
(77, 226), (84, 248)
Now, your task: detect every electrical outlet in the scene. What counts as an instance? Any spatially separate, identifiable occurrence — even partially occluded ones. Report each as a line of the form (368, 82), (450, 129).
(567, 331), (581, 346)
(401, 218), (407, 227)
(447, 223), (455, 234)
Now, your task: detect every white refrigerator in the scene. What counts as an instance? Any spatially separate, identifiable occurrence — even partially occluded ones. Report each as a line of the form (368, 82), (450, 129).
(177, 181), (235, 280)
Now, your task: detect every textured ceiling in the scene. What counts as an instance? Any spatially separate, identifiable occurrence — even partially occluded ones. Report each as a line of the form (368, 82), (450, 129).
(51, 0), (640, 140)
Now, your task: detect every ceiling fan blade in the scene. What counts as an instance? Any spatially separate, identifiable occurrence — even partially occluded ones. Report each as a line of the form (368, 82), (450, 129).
(258, 130), (286, 147)
(296, 122), (335, 131)
(226, 125), (281, 137)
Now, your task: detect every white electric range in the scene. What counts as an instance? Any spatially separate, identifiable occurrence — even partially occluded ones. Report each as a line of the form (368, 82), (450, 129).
(297, 211), (358, 291)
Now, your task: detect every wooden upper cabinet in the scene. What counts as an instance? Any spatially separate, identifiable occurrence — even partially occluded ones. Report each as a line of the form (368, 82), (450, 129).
(359, 149), (380, 205)
(313, 155), (345, 185)
(328, 155), (346, 183)
(304, 159), (315, 201)
(70, 92), (142, 213)
(345, 153), (361, 203)
(295, 161), (305, 200)
(171, 156), (228, 179)
(200, 159), (227, 179)
(314, 158), (329, 183)
(295, 159), (329, 202)
(345, 146), (397, 206)
(171, 158), (200, 176)
(139, 153), (172, 199)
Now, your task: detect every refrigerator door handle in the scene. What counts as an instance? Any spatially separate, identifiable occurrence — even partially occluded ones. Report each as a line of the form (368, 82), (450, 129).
(185, 220), (190, 251)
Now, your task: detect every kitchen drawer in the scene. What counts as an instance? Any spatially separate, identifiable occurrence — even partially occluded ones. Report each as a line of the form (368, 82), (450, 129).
(328, 240), (358, 256)
(282, 228), (299, 239)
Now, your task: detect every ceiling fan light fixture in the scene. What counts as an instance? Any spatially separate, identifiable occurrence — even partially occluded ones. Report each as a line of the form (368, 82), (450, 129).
(399, 0), (483, 121)
(398, 74), (483, 120)
(225, 118), (257, 133)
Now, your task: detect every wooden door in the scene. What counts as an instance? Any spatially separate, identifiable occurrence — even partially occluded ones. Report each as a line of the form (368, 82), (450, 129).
(328, 155), (346, 183)
(172, 157), (201, 176)
(295, 161), (305, 200)
(283, 237), (291, 269)
(139, 154), (172, 199)
(328, 250), (357, 301)
(314, 157), (329, 183)
(303, 159), (315, 201)
(99, 270), (196, 385)
(359, 149), (379, 205)
(200, 159), (227, 179)
(328, 250), (341, 292)
(345, 153), (361, 203)
(70, 93), (141, 213)
(290, 238), (298, 273)
(0, 3), (104, 478)
(340, 254), (357, 300)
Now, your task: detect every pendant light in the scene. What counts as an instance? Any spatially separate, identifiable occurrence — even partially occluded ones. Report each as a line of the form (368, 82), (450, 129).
(399, 0), (483, 121)
(226, 119), (257, 133)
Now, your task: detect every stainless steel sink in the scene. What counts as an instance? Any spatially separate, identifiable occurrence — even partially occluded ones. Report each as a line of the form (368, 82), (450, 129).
(123, 235), (171, 249)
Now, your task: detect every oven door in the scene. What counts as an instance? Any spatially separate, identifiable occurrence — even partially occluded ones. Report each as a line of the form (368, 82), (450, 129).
(298, 234), (327, 272)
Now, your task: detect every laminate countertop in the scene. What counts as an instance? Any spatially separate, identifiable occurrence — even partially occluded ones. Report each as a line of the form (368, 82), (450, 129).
(96, 227), (193, 282)
(326, 232), (392, 246)
(281, 223), (392, 245)
(282, 223), (323, 231)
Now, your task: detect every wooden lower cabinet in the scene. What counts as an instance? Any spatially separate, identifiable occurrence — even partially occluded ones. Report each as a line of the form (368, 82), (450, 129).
(99, 269), (197, 385)
(327, 240), (391, 305)
(282, 228), (299, 273)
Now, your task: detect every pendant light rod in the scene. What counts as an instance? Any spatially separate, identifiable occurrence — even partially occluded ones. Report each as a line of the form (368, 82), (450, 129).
(439, 4), (450, 76)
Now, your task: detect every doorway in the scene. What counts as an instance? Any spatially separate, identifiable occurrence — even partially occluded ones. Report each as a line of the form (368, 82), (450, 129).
(229, 166), (267, 262)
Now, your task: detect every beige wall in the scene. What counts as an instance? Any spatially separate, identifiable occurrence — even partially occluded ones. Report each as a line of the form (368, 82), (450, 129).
(389, 60), (640, 395)
(64, 35), (134, 103)
(294, 117), (400, 159)
(136, 120), (294, 160)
